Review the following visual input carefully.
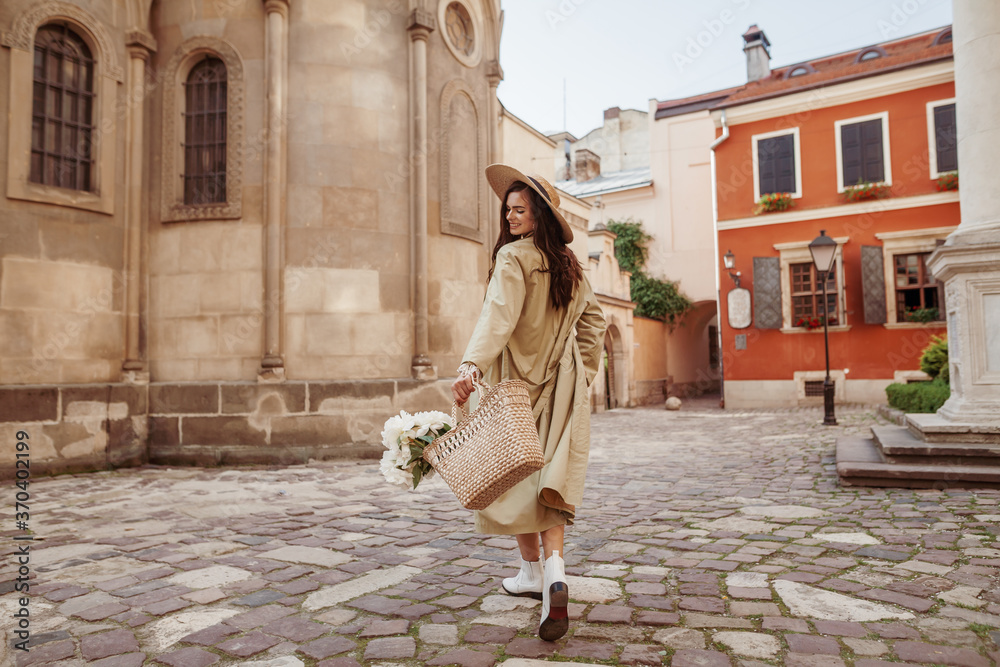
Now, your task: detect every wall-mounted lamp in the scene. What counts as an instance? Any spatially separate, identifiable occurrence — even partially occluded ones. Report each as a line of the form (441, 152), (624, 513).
(723, 249), (741, 287)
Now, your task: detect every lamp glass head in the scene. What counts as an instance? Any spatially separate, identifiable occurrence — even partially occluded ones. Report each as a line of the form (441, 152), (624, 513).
(809, 231), (837, 274)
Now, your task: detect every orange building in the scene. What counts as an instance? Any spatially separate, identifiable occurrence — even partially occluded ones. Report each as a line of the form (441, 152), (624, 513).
(713, 26), (957, 408)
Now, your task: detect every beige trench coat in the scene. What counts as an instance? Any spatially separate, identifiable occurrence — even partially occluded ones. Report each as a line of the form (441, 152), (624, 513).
(461, 237), (607, 534)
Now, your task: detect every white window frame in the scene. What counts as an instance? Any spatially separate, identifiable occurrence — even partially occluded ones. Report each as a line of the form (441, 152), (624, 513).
(874, 226), (955, 326)
(773, 237), (850, 333)
(752, 127), (802, 203)
(926, 98), (957, 179)
(834, 111), (892, 193)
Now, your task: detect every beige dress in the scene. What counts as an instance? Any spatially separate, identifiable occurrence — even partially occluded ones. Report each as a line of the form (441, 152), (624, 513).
(461, 237), (607, 534)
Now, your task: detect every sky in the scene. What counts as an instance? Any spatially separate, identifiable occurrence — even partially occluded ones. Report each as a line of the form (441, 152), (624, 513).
(496, 0), (954, 139)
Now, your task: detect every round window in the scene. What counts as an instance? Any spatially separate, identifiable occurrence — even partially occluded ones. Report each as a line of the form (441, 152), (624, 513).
(439, 0), (481, 67)
(445, 3), (474, 57)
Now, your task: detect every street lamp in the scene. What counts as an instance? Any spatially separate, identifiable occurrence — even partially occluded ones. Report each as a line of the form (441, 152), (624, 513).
(723, 249), (741, 287)
(809, 230), (838, 426)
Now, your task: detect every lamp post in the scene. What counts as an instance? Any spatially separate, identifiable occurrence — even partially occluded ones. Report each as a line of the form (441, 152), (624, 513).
(808, 231), (838, 426)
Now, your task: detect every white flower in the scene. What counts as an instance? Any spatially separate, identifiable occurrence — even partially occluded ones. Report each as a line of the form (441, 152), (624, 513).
(414, 410), (453, 432)
(397, 442), (412, 468)
(380, 414), (405, 450)
(379, 450), (411, 487)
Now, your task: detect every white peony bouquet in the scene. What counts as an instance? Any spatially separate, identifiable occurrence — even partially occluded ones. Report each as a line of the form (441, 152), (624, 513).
(379, 410), (454, 489)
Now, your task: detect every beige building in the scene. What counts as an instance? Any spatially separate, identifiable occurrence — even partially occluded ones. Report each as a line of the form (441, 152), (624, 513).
(0, 0), (628, 475)
(556, 98), (727, 402)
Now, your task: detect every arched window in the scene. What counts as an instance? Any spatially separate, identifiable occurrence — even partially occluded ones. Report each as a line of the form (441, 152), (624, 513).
(785, 63), (816, 79)
(855, 47), (887, 63)
(31, 24), (95, 191)
(933, 28), (952, 46)
(183, 57), (227, 205)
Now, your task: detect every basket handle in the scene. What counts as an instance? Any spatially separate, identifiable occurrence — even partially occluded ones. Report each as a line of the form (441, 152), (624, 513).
(452, 376), (491, 424)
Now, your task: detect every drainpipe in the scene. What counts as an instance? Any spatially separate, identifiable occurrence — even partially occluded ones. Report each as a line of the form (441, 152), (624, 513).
(709, 109), (729, 408)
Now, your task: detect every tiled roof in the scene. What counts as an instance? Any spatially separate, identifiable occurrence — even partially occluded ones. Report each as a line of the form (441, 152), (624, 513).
(556, 166), (652, 198)
(652, 26), (953, 116)
(720, 27), (953, 107)
(655, 86), (743, 120)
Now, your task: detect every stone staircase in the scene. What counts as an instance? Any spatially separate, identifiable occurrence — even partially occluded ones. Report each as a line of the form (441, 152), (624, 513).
(837, 413), (1000, 489)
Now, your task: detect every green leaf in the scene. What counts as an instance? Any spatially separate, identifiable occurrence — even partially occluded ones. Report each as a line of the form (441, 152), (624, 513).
(412, 466), (423, 489)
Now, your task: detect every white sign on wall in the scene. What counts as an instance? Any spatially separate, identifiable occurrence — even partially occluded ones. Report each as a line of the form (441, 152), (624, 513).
(728, 287), (752, 329)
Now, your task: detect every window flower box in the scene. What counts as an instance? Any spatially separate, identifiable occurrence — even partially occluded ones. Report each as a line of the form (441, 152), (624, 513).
(795, 315), (838, 330)
(936, 171), (958, 191)
(903, 306), (941, 323)
(754, 192), (794, 215)
(843, 181), (891, 202)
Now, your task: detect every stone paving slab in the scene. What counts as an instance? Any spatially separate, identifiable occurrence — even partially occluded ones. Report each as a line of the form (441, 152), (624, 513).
(2, 403), (999, 666)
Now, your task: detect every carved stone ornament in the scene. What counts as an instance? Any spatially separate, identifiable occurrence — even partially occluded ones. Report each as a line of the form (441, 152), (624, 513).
(440, 78), (485, 243)
(160, 36), (245, 223)
(727, 287), (752, 329)
(2, 1), (124, 81)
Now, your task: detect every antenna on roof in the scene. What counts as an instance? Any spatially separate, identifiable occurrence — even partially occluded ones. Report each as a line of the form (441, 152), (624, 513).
(563, 78), (567, 132)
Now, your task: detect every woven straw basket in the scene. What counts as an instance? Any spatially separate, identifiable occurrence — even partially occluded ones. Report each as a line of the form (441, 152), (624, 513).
(422, 379), (544, 510)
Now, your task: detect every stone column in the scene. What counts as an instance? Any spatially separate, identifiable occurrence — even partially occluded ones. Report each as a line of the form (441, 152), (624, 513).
(926, 0), (1000, 423)
(259, 0), (289, 381)
(121, 31), (156, 383)
(408, 9), (436, 381)
(486, 59), (503, 249)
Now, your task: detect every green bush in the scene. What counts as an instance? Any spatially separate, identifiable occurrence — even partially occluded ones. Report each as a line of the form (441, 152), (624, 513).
(920, 335), (949, 383)
(630, 273), (691, 325)
(885, 378), (950, 413)
(606, 219), (693, 326)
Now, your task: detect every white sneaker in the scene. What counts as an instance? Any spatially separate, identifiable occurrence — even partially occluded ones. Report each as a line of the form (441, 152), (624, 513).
(501, 557), (543, 600)
(539, 550), (568, 641)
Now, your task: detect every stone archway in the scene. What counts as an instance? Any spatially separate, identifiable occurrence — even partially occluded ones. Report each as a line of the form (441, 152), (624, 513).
(603, 322), (626, 409)
(668, 300), (721, 397)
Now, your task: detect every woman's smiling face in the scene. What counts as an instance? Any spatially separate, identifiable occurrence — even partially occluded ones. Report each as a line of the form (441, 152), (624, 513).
(505, 189), (536, 237)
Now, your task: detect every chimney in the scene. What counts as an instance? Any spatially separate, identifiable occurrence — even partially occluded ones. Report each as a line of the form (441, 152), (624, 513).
(604, 106), (621, 121)
(742, 25), (771, 82)
(562, 138), (572, 181)
(574, 148), (601, 183)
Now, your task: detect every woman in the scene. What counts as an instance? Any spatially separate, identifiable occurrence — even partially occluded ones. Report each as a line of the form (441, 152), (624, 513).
(452, 164), (606, 641)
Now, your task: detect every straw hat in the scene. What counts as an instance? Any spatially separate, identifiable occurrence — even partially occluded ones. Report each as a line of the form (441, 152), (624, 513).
(485, 164), (573, 243)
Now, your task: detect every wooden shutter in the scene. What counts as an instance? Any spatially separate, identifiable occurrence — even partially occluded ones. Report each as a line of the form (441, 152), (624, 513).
(861, 245), (887, 324)
(842, 119), (884, 185)
(758, 134), (795, 195)
(934, 104), (957, 172)
(861, 119), (884, 183)
(753, 257), (782, 329)
(841, 123), (862, 186)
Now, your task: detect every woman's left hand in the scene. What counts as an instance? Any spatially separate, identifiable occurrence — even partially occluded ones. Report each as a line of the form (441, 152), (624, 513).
(451, 375), (475, 406)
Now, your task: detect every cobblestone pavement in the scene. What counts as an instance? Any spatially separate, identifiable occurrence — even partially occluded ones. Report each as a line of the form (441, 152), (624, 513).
(2, 402), (1000, 667)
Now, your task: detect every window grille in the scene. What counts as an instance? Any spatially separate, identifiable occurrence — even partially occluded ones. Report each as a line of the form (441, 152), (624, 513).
(183, 57), (227, 205)
(895, 253), (944, 322)
(790, 262), (838, 326)
(30, 24), (95, 191)
(804, 380), (830, 397)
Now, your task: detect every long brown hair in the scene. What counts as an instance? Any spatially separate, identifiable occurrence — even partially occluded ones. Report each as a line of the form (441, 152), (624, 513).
(490, 182), (583, 310)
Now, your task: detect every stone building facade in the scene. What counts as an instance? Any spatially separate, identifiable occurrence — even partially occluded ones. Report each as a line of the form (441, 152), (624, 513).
(1, 0), (617, 474)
